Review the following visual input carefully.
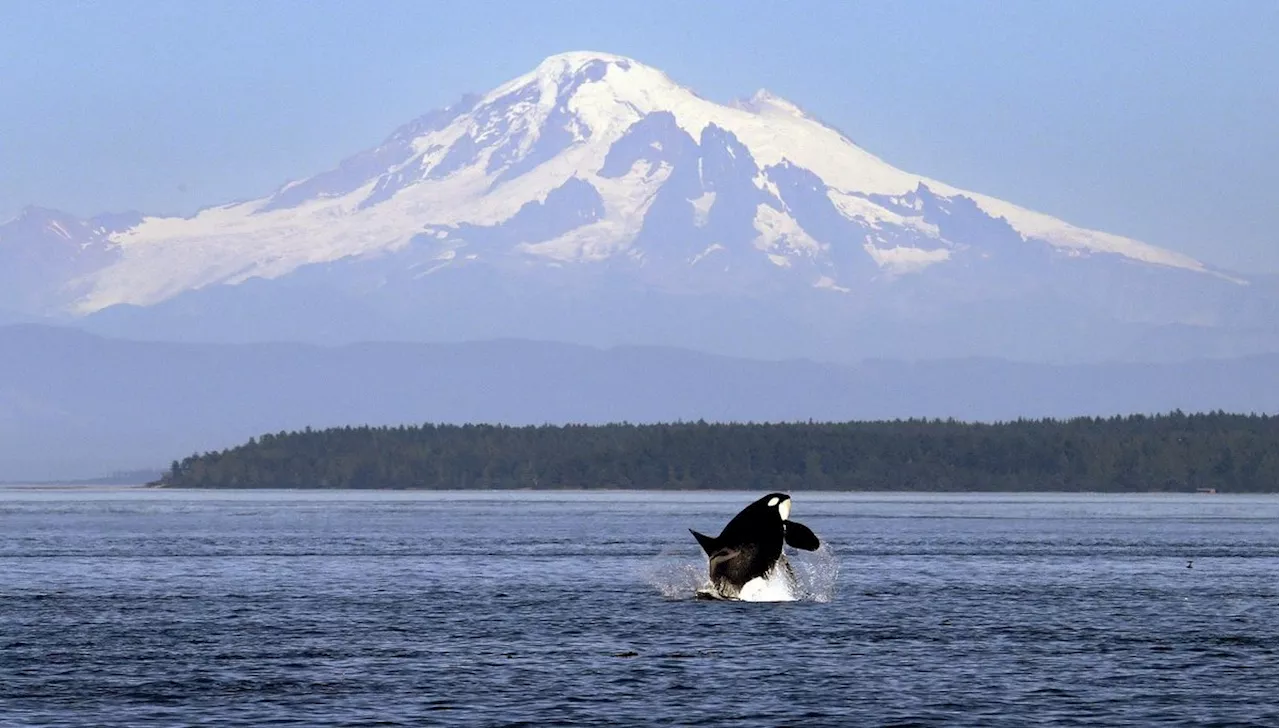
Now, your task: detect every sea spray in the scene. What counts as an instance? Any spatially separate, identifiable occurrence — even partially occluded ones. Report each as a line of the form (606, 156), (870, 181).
(643, 545), (709, 600)
(645, 543), (839, 602)
(788, 543), (840, 603)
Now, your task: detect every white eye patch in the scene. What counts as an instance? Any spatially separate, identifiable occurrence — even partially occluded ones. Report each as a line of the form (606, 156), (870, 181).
(767, 497), (780, 507)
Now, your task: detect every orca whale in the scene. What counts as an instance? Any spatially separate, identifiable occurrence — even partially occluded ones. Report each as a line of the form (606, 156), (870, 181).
(689, 492), (821, 599)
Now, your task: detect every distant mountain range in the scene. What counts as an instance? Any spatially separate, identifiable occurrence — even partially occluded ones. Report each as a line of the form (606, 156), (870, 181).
(1, 325), (1274, 481)
(1, 51), (1273, 363)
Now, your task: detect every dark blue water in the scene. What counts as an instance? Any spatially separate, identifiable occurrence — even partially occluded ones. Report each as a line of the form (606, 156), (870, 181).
(2, 490), (1276, 727)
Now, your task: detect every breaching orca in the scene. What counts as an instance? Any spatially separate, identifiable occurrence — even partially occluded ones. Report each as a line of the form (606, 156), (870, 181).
(689, 492), (821, 600)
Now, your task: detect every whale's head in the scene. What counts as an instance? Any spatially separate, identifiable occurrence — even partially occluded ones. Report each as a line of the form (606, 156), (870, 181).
(763, 492), (792, 522)
(760, 492), (820, 552)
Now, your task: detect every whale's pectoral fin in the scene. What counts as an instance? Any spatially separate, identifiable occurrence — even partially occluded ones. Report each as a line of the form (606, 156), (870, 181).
(784, 521), (821, 551)
(689, 529), (720, 556)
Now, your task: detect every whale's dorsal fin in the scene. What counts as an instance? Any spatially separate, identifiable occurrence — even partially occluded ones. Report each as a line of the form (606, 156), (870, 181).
(784, 521), (820, 551)
(689, 529), (720, 556)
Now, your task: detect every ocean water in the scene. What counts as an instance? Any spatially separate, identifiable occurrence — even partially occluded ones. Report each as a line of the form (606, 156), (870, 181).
(1, 489), (1276, 727)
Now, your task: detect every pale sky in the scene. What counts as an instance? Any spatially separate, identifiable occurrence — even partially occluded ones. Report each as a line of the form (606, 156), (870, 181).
(1, 0), (1275, 272)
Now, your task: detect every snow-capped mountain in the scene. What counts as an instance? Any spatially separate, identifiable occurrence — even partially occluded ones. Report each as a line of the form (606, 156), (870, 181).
(2, 51), (1273, 362)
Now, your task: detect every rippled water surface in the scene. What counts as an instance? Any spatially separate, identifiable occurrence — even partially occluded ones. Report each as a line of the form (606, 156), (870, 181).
(2, 489), (1276, 727)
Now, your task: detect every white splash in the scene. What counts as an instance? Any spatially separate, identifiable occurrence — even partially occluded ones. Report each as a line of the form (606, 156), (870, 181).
(645, 543), (839, 603)
(736, 566), (798, 602)
(644, 546), (709, 599)
(788, 544), (840, 603)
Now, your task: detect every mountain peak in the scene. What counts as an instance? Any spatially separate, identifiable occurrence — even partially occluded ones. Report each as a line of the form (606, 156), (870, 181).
(491, 50), (653, 99)
(483, 50), (678, 115)
(534, 50), (640, 73)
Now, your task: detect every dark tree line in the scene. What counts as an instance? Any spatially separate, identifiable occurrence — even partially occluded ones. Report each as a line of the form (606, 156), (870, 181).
(151, 413), (1278, 492)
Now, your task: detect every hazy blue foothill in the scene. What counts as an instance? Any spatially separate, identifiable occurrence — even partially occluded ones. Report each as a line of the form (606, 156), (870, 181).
(1, 325), (1274, 482)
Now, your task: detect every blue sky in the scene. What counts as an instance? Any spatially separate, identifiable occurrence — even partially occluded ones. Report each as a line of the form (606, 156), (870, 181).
(1, 0), (1275, 272)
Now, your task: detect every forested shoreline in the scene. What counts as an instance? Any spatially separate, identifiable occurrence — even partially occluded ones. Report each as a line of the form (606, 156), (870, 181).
(150, 413), (1277, 492)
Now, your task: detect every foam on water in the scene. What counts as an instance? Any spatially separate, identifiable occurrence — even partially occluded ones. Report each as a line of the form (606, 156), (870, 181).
(645, 544), (840, 603)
